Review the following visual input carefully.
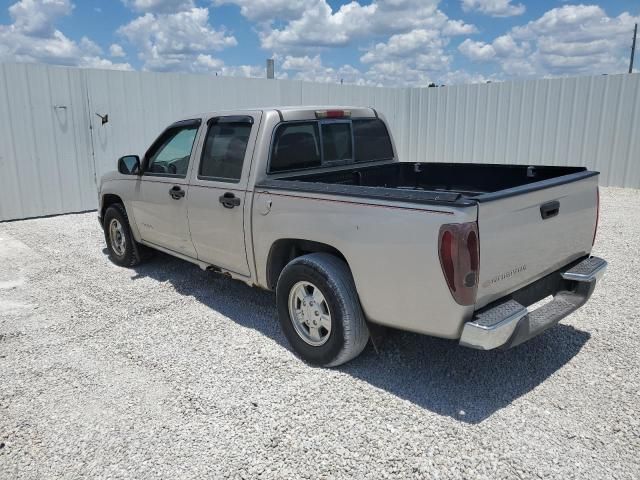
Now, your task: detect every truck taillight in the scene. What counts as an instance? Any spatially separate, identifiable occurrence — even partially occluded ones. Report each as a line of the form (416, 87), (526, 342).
(438, 222), (479, 306)
(315, 109), (351, 119)
(593, 187), (600, 246)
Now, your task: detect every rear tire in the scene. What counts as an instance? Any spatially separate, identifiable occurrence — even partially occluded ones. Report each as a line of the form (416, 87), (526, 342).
(276, 253), (369, 367)
(103, 204), (147, 267)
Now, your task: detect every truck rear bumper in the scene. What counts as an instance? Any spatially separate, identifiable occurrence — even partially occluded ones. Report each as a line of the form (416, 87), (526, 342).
(460, 256), (607, 350)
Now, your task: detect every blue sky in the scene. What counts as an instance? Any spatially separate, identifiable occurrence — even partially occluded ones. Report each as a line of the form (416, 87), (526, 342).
(0, 0), (638, 86)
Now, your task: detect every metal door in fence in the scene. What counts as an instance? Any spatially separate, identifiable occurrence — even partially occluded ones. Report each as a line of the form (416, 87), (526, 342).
(0, 63), (96, 221)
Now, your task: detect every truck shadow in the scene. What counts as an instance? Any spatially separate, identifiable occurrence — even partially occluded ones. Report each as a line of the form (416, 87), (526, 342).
(126, 250), (590, 425)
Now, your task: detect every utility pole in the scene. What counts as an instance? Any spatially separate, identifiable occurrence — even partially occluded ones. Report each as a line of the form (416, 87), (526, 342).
(630, 23), (638, 74)
(266, 59), (275, 79)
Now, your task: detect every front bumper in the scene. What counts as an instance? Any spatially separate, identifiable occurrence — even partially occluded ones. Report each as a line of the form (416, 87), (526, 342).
(459, 256), (607, 350)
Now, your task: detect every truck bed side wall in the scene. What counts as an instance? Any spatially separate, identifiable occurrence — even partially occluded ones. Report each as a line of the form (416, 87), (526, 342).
(251, 191), (477, 338)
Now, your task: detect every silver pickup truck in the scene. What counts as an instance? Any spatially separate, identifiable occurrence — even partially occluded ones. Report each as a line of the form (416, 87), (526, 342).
(98, 106), (607, 367)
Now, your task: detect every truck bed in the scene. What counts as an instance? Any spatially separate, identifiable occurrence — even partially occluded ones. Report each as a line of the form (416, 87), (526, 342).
(259, 161), (600, 311)
(259, 162), (597, 206)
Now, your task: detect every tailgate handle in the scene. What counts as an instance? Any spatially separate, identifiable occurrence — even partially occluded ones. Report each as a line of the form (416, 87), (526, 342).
(540, 201), (560, 219)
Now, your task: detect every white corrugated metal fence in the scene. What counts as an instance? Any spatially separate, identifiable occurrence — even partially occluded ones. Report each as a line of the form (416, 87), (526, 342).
(0, 63), (638, 221)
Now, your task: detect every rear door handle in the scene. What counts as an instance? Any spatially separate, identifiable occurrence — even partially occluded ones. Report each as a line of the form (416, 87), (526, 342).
(540, 200), (560, 219)
(169, 185), (185, 200)
(219, 192), (241, 208)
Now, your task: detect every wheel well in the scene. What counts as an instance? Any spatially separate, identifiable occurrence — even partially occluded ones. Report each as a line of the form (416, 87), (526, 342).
(266, 239), (348, 290)
(101, 194), (124, 220)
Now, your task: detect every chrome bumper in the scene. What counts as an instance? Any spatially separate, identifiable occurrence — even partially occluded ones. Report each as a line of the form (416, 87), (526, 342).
(459, 256), (607, 350)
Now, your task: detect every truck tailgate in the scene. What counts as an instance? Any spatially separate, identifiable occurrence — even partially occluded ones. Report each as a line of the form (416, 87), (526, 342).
(475, 175), (599, 309)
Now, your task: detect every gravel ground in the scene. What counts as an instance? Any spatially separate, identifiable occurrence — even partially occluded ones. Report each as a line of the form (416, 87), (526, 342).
(0, 187), (639, 479)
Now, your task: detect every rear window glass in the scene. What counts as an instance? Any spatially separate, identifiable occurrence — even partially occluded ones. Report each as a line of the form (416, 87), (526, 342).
(270, 122), (321, 172)
(321, 122), (352, 162)
(353, 119), (394, 162)
(269, 118), (394, 173)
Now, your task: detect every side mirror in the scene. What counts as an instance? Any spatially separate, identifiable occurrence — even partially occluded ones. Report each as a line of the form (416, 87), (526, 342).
(118, 155), (141, 175)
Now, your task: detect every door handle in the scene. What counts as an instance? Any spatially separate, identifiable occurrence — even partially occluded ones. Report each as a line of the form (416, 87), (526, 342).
(169, 185), (185, 200)
(540, 200), (560, 219)
(219, 192), (241, 208)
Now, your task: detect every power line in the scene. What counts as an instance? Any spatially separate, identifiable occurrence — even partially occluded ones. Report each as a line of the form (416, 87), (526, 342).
(630, 23), (637, 74)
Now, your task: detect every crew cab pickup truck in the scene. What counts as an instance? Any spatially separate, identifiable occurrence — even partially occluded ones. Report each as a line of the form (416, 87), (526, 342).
(98, 106), (607, 367)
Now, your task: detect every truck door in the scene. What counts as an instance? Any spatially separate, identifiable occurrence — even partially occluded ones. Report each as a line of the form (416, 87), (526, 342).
(187, 113), (261, 276)
(131, 120), (201, 257)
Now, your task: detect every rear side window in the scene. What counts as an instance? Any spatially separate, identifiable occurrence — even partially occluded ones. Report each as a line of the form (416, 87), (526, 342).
(270, 122), (321, 172)
(353, 119), (393, 162)
(199, 117), (252, 182)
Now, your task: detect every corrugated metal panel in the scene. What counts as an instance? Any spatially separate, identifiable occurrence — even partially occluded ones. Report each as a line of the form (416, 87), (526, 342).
(0, 63), (96, 221)
(0, 63), (638, 221)
(407, 74), (640, 188)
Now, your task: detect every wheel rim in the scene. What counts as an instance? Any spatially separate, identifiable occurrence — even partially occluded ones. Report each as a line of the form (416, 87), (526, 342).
(288, 281), (332, 346)
(109, 218), (126, 256)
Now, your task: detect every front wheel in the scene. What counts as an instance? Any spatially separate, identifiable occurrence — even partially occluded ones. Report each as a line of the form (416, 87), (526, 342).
(276, 253), (369, 367)
(103, 204), (146, 267)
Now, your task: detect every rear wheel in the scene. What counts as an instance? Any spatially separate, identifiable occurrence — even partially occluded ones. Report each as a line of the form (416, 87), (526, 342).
(103, 204), (147, 267)
(276, 253), (369, 367)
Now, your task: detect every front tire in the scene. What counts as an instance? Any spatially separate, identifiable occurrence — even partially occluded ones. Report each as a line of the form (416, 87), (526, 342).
(276, 253), (369, 367)
(103, 204), (145, 267)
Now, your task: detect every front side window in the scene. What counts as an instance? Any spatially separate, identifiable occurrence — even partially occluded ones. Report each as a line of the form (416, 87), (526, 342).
(146, 124), (199, 177)
(199, 117), (253, 182)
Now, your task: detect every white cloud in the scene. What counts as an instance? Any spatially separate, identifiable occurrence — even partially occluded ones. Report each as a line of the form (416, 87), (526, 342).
(220, 63), (265, 78)
(365, 60), (434, 87)
(118, 7), (237, 72)
(109, 43), (126, 58)
(458, 38), (496, 61)
(0, 0), (131, 70)
(259, 1), (376, 50)
(274, 52), (487, 88)
(274, 54), (372, 85)
(220, 0), (474, 52)
(458, 5), (640, 77)
(442, 19), (478, 36)
(361, 29), (446, 64)
(83, 57), (133, 71)
(357, 19), (481, 85)
(122, 0), (194, 14)
(79, 36), (102, 56)
(461, 0), (525, 17)
(192, 53), (224, 72)
(439, 69), (494, 85)
(212, 0), (315, 22)
(240, 0), (478, 86)
(281, 54), (323, 71)
(8, 0), (73, 36)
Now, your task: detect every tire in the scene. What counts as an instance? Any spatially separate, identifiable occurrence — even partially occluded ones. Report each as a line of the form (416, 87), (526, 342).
(103, 204), (146, 267)
(276, 253), (369, 367)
